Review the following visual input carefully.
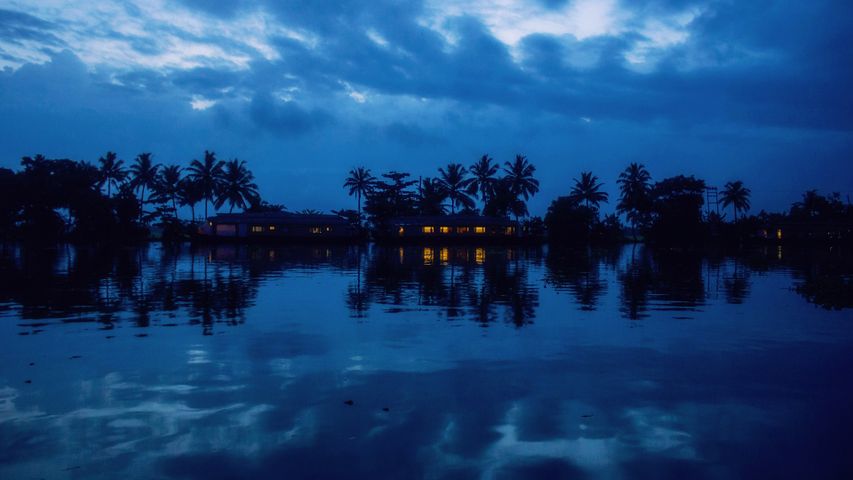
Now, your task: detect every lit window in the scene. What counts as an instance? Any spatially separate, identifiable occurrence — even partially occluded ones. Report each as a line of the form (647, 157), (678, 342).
(422, 226), (435, 233)
(269, 225), (276, 231)
(475, 248), (486, 264)
(776, 228), (783, 240)
(474, 226), (486, 234)
(398, 226), (405, 236)
(311, 227), (322, 234)
(251, 225), (263, 233)
(505, 226), (514, 235)
(457, 227), (469, 234)
(423, 247), (434, 265)
(439, 248), (449, 263)
(208, 221), (213, 227)
(440, 226), (451, 234)
(326, 226), (331, 232)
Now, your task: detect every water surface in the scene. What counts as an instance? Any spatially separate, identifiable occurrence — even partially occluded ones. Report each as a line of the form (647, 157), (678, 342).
(1, 244), (852, 479)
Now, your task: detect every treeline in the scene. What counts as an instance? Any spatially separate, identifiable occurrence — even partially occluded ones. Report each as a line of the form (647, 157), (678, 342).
(342, 158), (852, 245)
(0, 151), (269, 242)
(341, 155), (539, 231)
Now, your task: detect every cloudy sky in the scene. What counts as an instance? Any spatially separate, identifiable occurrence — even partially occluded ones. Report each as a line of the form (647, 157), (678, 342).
(0, 0), (851, 215)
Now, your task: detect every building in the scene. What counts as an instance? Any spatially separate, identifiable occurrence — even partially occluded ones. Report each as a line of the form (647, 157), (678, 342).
(386, 215), (518, 241)
(198, 212), (357, 241)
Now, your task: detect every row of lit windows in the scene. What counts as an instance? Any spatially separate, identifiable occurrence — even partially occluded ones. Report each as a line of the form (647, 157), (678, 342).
(412, 226), (496, 234)
(250, 225), (331, 233)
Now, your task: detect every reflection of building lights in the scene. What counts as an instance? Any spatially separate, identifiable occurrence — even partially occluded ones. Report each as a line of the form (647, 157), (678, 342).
(268, 250), (275, 260)
(398, 247), (404, 264)
(440, 248), (449, 264)
(475, 226), (486, 234)
(440, 226), (450, 234)
(776, 228), (783, 240)
(777, 245), (783, 260)
(475, 248), (485, 264)
(423, 247), (434, 265)
(422, 226), (435, 233)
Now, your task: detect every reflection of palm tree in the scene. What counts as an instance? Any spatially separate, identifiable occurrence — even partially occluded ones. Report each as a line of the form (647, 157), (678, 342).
(617, 163), (652, 236)
(215, 159), (259, 213)
(469, 154), (499, 206)
(98, 151), (127, 197)
(721, 180), (751, 222)
(569, 171), (608, 209)
(343, 167), (375, 223)
(130, 153), (159, 219)
(438, 163), (474, 214)
(187, 151), (224, 219)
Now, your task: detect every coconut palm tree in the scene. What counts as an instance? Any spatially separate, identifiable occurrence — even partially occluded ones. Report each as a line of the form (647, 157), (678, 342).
(343, 167), (375, 222)
(178, 177), (205, 222)
(437, 163), (474, 214)
(187, 150), (225, 219)
(418, 177), (449, 216)
(152, 165), (182, 219)
(468, 154), (499, 205)
(215, 159), (259, 213)
(98, 151), (127, 197)
(569, 171), (608, 209)
(503, 154), (539, 206)
(129, 153), (160, 218)
(721, 180), (751, 222)
(616, 163), (652, 233)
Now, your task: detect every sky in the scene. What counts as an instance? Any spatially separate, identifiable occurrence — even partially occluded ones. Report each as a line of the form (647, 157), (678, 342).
(0, 0), (851, 216)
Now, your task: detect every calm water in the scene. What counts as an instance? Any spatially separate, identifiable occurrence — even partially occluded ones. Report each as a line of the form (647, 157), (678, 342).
(1, 244), (852, 479)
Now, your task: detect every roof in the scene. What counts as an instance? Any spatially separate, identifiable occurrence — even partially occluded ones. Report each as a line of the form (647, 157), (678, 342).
(390, 215), (514, 226)
(210, 211), (349, 225)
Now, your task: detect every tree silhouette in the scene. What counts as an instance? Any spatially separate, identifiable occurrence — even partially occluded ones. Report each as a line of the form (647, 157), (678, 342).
(437, 163), (474, 214)
(97, 151), (127, 197)
(721, 180), (751, 222)
(129, 153), (159, 219)
(343, 167), (375, 223)
(569, 171), (608, 209)
(469, 154), (499, 206)
(152, 165), (182, 219)
(617, 163), (652, 236)
(187, 150), (225, 219)
(215, 159), (259, 213)
(418, 177), (449, 215)
(502, 155), (539, 221)
(178, 177), (204, 222)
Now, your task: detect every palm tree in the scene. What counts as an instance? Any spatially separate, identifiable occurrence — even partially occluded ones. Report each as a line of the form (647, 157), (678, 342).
(215, 159), (259, 213)
(468, 154), (499, 205)
(616, 163), (652, 238)
(437, 163), (474, 214)
(502, 155), (539, 219)
(418, 177), (449, 215)
(569, 171), (608, 209)
(343, 167), (375, 222)
(153, 165), (182, 219)
(187, 150), (225, 219)
(98, 151), (126, 197)
(178, 177), (204, 222)
(129, 153), (160, 217)
(721, 180), (751, 222)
